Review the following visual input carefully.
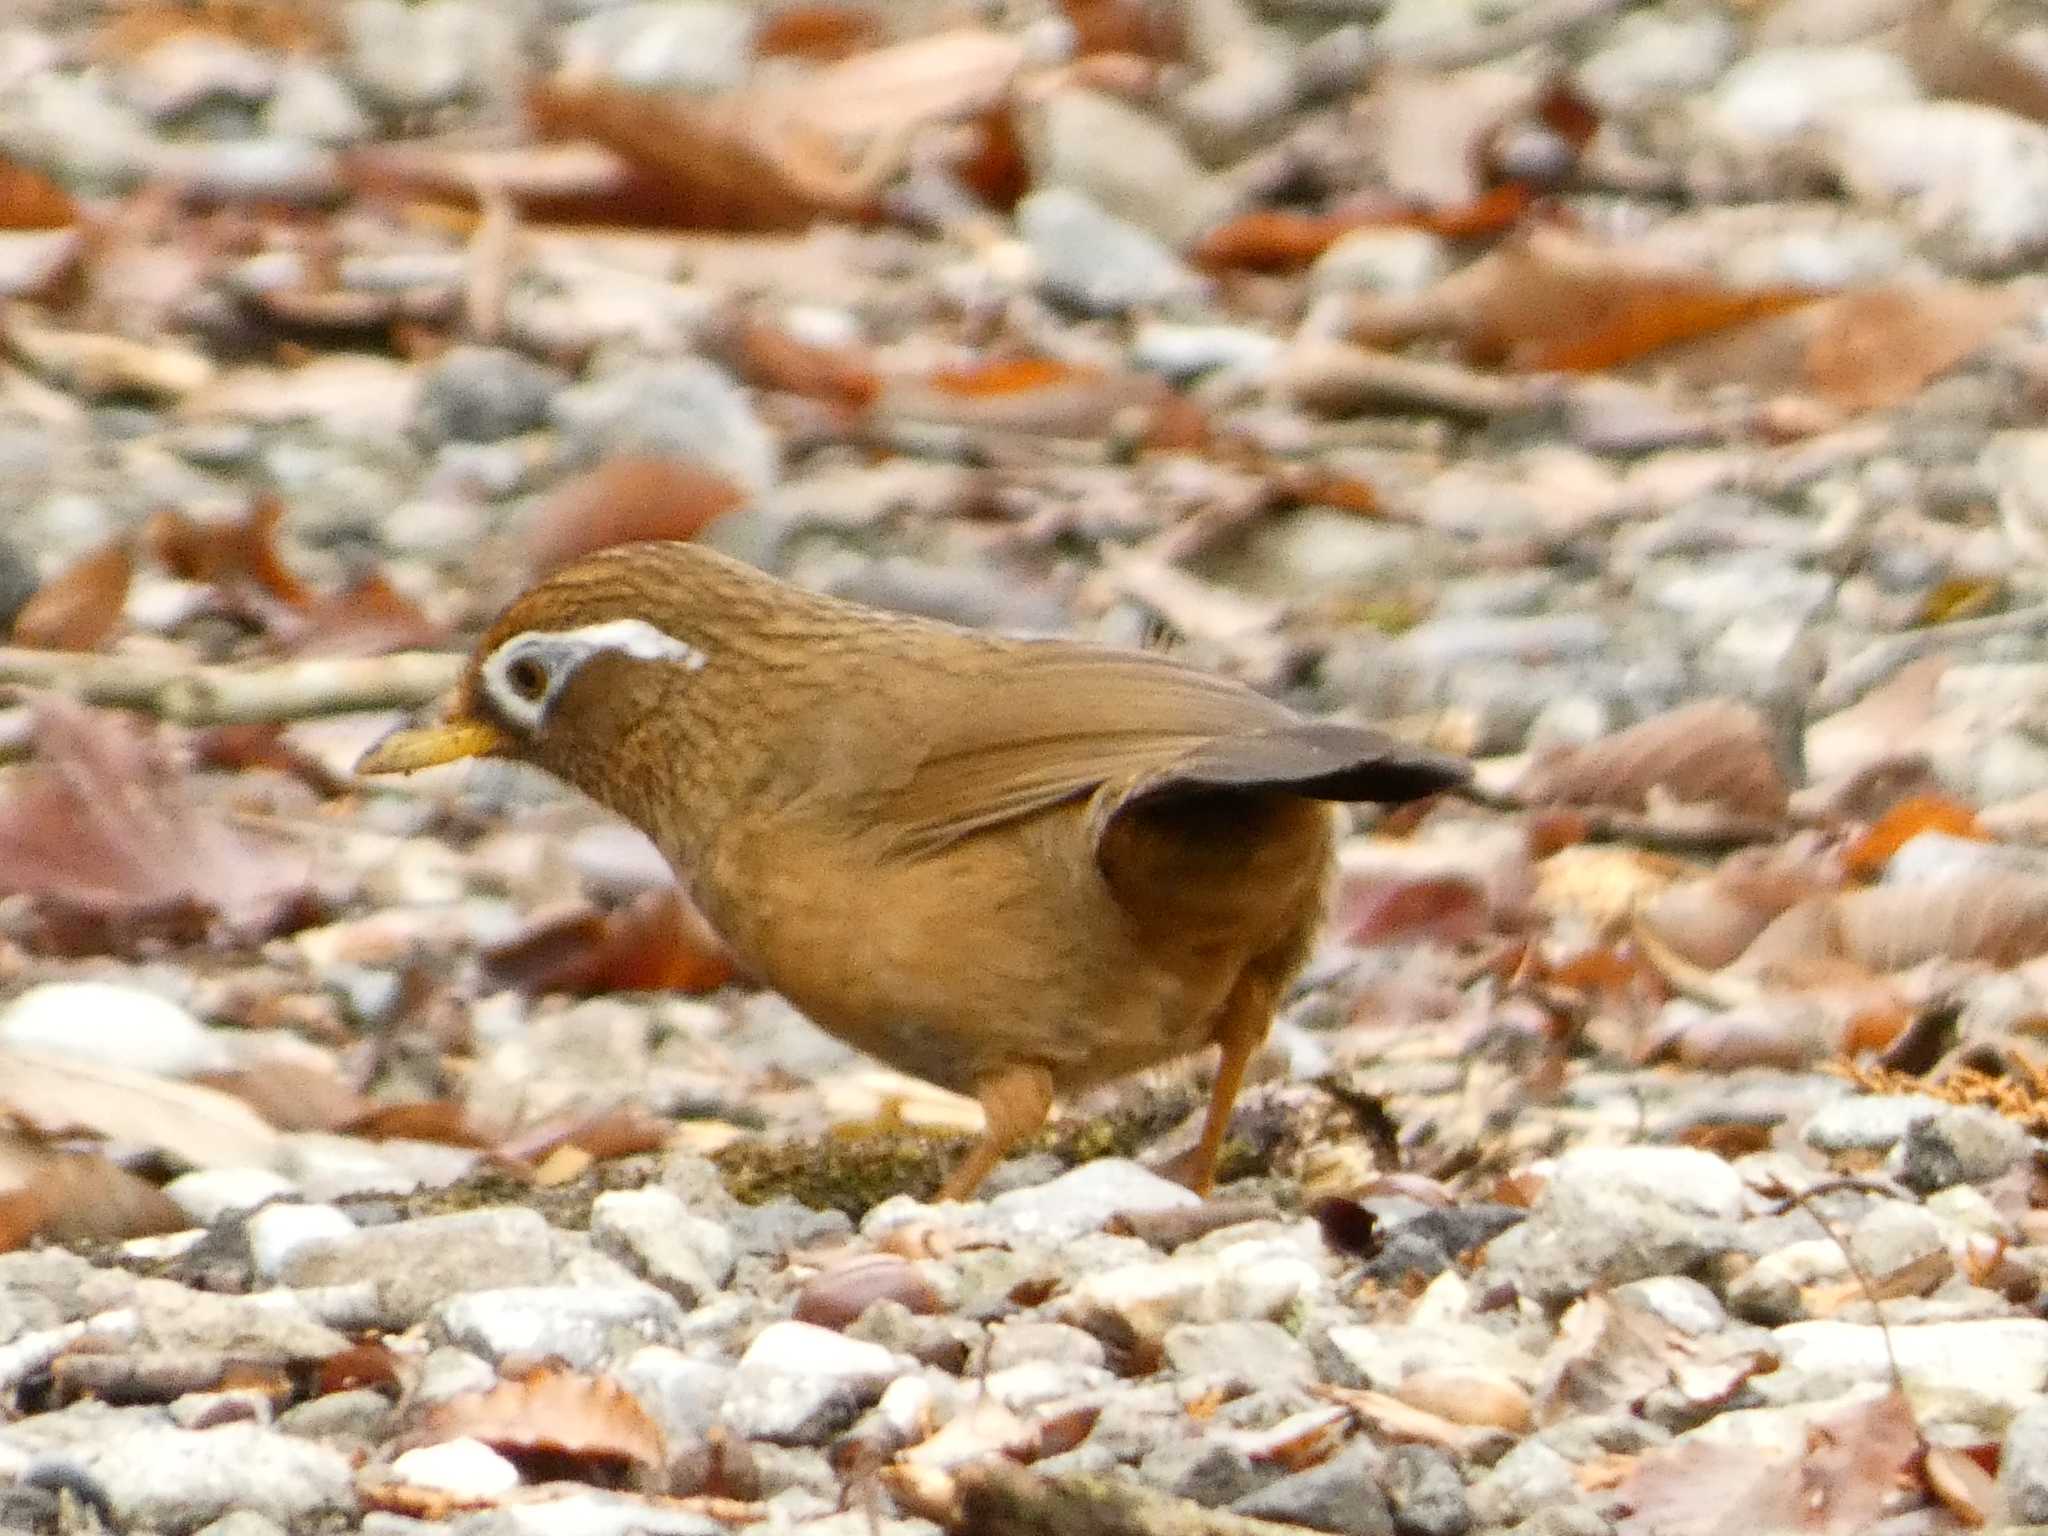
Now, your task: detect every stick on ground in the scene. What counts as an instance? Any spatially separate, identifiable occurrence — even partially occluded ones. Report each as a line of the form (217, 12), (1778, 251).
(0, 648), (463, 726)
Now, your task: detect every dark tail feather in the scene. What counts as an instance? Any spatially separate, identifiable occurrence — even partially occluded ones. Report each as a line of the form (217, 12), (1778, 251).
(1153, 722), (1470, 806)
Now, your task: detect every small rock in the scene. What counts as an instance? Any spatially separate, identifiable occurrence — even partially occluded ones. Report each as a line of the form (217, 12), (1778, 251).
(274, 1132), (479, 1202)
(345, 0), (503, 114)
(2002, 1397), (2048, 1522)
(391, 1438), (521, 1499)
(1573, 10), (1741, 114)
(1025, 87), (1237, 249)
(1762, 1317), (2048, 1414)
(0, 981), (231, 1077)
(1468, 1439), (1576, 1530)
(164, 1169), (297, 1226)
(590, 1188), (736, 1306)
(1017, 189), (1205, 316)
(1165, 1320), (1314, 1393)
(1698, 46), (1917, 147)
(721, 1321), (903, 1444)
(121, 35), (278, 122)
(276, 1388), (393, 1445)
(413, 346), (565, 444)
(986, 1321), (1106, 1372)
(1817, 100), (2048, 272)
(194, 1513), (286, 1536)
(1893, 1105), (2028, 1192)
(976, 1159), (1202, 1242)
(447, 1490), (726, 1535)
(278, 1207), (620, 1326)
(550, 359), (777, 494)
(1140, 1434), (1278, 1507)
(1232, 1435), (1393, 1535)
(1310, 229), (1449, 297)
(1479, 1146), (1745, 1307)
(559, 3), (757, 93)
(434, 1285), (686, 1369)
(245, 1204), (355, 1281)
(67, 1423), (354, 1535)
(262, 61), (374, 145)
(1383, 1444), (1472, 1536)
(619, 1347), (733, 1442)
(1803, 1094), (1944, 1155)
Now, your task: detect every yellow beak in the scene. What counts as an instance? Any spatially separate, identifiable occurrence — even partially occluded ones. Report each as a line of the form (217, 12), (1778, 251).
(355, 718), (506, 775)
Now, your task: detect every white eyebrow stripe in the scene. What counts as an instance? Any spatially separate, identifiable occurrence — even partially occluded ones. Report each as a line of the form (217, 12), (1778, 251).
(551, 618), (708, 671)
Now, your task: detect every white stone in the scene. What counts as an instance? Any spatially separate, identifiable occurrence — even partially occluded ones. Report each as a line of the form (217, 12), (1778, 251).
(978, 1159), (1200, 1243)
(0, 981), (230, 1077)
(246, 1204), (356, 1280)
(164, 1168), (298, 1225)
(1763, 1318), (2048, 1414)
(1700, 46), (1918, 147)
(391, 1438), (521, 1498)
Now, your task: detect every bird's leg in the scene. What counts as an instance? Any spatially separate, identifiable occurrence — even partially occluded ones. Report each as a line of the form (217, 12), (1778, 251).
(938, 1062), (1055, 1201)
(1175, 975), (1277, 1197)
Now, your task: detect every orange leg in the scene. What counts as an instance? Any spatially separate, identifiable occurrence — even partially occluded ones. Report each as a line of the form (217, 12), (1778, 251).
(938, 1063), (1055, 1201)
(1177, 976), (1278, 1197)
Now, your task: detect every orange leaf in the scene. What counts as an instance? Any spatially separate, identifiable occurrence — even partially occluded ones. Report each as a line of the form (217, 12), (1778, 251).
(145, 495), (314, 609)
(702, 309), (879, 416)
(927, 357), (1092, 396)
(955, 102), (1031, 214)
(11, 538), (130, 652)
(318, 1341), (403, 1398)
(1412, 182), (1536, 240)
(526, 457), (745, 577)
(1059, 0), (1183, 60)
(1192, 211), (1368, 273)
(1843, 794), (1985, 880)
(290, 570), (443, 657)
(0, 155), (77, 232)
(346, 1101), (487, 1148)
(1519, 285), (1816, 373)
(482, 888), (736, 996)
(754, 4), (883, 61)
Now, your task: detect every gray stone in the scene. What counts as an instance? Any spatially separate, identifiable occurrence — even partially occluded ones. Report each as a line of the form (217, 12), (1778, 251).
(590, 1187), (736, 1305)
(434, 1284), (686, 1369)
(1803, 1094), (1943, 1154)
(1846, 1202), (1945, 1277)
(345, 0), (505, 114)
(720, 1321), (903, 1445)
(1893, 1105), (2028, 1192)
(1140, 1434), (1279, 1506)
(1232, 1436), (1393, 1535)
(986, 1321), (1106, 1373)
(1383, 1444), (1471, 1536)
(67, 1423), (353, 1535)
(2003, 1397), (2048, 1522)
(278, 1208), (620, 1327)
(1164, 1321), (1313, 1392)
(559, 3), (756, 93)
(127, 1277), (347, 1358)
(974, 1158), (1201, 1243)
(1025, 88), (1237, 249)
(413, 346), (565, 444)
(276, 1388), (394, 1445)
(1469, 1440), (1576, 1529)
(1130, 323), (1279, 382)
(194, 1513), (287, 1536)
(619, 1346), (732, 1442)
(1573, 10), (1740, 114)
(1018, 189), (1204, 316)
(451, 1491), (724, 1536)
(275, 1131), (479, 1201)
(550, 359), (777, 494)
(1478, 1146), (1745, 1307)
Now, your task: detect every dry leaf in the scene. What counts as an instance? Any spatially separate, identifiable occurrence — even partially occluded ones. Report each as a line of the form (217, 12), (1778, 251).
(1922, 1442), (2000, 1529)
(0, 155), (79, 232)
(287, 571), (443, 657)
(1842, 794), (1984, 880)
(410, 1365), (666, 1488)
(145, 496), (314, 610)
(0, 1047), (281, 1169)
(1334, 874), (1489, 948)
(525, 457), (744, 578)
(1800, 284), (2025, 415)
(1517, 700), (1789, 817)
(0, 697), (321, 950)
(195, 1062), (369, 1134)
(346, 1101), (488, 1148)
(1638, 843), (1842, 969)
(11, 538), (131, 652)
(1613, 1390), (1918, 1536)
(1059, 0), (1183, 60)
(1737, 876), (2048, 979)
(481, 888), (736, 996)
(882, 357), (1185, 439)
(755, 5), (884, 62)
(701, 307), (879, 418)
(0, 1151), (188, 1252)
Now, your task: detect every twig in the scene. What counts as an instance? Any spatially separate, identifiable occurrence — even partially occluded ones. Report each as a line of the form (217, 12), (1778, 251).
(1813, 603), (2048, 716)
(0, 649), (462, 726)
(1279, 340), (1563, 420)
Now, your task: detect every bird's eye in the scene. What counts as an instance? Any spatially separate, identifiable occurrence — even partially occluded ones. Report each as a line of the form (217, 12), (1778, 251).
(505, 656), (549, 701)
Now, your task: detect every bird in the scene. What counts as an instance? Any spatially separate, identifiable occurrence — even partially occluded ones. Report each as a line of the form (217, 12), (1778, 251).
(357, 541), (1468, 1200)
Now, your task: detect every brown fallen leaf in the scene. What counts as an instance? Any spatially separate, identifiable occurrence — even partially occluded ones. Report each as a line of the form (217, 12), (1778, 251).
(1612, 1390), (1918, 1536)
(1517, 700), (1789, 818)
(287, 570), (444, 657)
(409, 1364), (666, 1489)
(700, 306), (879, 419)
(345, 1101), (489, 1148)
(0, 1148), (187, 1253)
(1841, 794), (1984, 881)
(1734, 875), (2048, 981)
(195, 1062), (369, 1134)
(755, 5), (884, 63)
(0, 1047), (281, 1169)
(0, 697), (322, 950)
(145, 495), (314, 611)
(11, 538), (132, 652)
(1638, 841), (1843, 970)
(525, 457), (745, 578)
(482, 888), (737, 996)
(0, 154), (78, 232)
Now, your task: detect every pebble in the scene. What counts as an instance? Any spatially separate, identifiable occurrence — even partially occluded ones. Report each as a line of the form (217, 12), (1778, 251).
(1232, 1435), (1393, 1534)
(589, 1188), (737, 1306)
(549, 359), (779, 494)
(1017, 189), (1206, 316)
(1130, 322), (1280, 382)
(434, 1284), (687, 1369)
(2004, 1397), (2048, 1522)
(1892, 1105), (2028, 1192)
(262, 61), (374, 146)
(721, 1321), (904, 1444)
(164, 1169), (298, 1226)
(1762, 1318), (2048, 1415)
(1698, 45), (1918, 147)
(1163, 1320), (1314, 1392)
(619, 1347), (734, 1441)
(968, 1159), (1202, 1244)
(558, 2), (757, 93)
(1382, 1444), (1472, 1536)
(1817, 101), (2048, 272)
(63, 1421), (354, 1534)
(1573, 10), (1741, 114)
(413, 345), (565, 445)
(1025, 87), (1237, 249)
(0, 981), (231, 1078)
(1802, 1093), (1944, 1154)
(344, 0), (500, 114)
(245, 1204), (356, 1281)
(390, 1437), (521, 1498)
(1310, 229), (1450, 297)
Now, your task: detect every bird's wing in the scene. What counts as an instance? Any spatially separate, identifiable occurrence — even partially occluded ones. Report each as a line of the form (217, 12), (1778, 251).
(882, 643), (1465, 858)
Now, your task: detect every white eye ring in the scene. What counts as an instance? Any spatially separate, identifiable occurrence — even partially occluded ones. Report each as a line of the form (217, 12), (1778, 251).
(479, 619), (706, 736)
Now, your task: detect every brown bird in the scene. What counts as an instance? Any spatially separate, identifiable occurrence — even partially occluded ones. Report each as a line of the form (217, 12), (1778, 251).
(357, 542), (1467, 1199)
